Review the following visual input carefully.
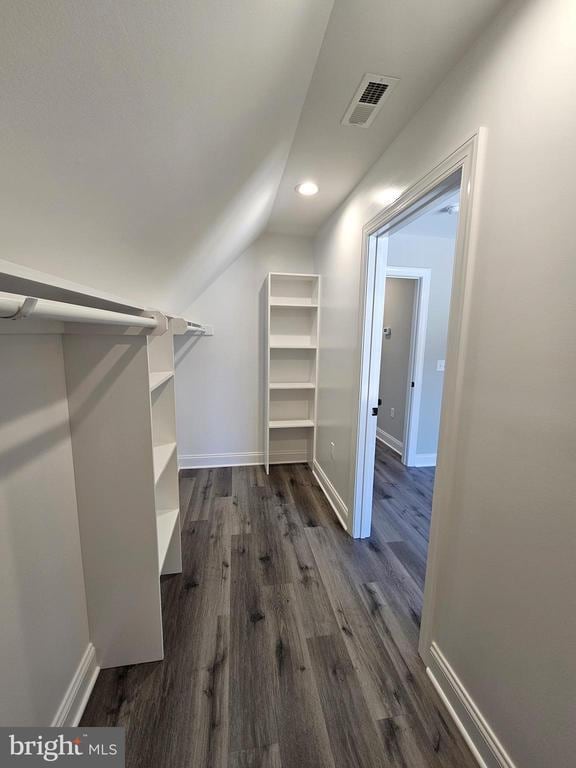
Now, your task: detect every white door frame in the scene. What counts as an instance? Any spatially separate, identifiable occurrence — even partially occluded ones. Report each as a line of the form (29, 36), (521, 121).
(384, 267), (431, 468)
(348, 129), (486, 658)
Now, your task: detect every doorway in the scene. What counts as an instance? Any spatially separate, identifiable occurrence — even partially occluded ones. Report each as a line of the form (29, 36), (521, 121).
(369, 191), (460, 631)
(377, 184), (460, 470)
(357, 171), (461, 541)
(351, 130), (484, 659)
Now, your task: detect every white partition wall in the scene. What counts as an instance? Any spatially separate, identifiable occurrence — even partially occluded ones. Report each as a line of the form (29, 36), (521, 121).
(63, 326), (183, 669)
(265, 273), (319, 472)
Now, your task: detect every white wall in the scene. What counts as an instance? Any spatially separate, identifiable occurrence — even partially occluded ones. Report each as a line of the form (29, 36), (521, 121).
(175, 232), (314, 467)
(377, 277), (414, 445)
(313, 0), (576, 765)
(387, 227), (457, 455)
(0, 335), (90, 725)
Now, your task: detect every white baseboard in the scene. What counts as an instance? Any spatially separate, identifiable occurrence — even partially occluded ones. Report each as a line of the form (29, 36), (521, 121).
(51, 643), (99, 727)
(427, 643), (515, 768)
(376, 427), (403, 455)
(312, 459), (349, 532)
(178, 450), (308, 469)
(413, 452), (437, 467)
(179, 451), (262, 469)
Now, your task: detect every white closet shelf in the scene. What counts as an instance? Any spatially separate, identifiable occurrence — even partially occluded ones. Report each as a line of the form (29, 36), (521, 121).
(269, 419), (315, 429)
(269, 382), (315, 390)
(270, 299), (318, 308)
(270, 342), (317, 349)
(153, 442), (176, 483)
(157, 508), (179, 571)
(149, 371), (174, 392)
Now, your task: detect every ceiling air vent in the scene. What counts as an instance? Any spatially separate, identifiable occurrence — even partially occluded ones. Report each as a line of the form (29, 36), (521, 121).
(341, 74), (399, 128)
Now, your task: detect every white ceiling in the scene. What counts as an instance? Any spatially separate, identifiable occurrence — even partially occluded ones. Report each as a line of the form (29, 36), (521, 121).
(0, 0), (333, 311)
(0, 0), (506, 312)
(268, 0), (505, 235)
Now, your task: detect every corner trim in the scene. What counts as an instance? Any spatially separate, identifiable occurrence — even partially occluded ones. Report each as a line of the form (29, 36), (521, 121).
(178, 450), (309, 469)
(51, 643), (99, 727)
(427, 643), (516, 768)
(312, 459), (349, 531)
(375, 427), (403, 455)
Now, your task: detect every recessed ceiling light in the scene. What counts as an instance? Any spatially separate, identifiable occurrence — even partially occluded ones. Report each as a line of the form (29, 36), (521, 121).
(295, 181), (319, 197)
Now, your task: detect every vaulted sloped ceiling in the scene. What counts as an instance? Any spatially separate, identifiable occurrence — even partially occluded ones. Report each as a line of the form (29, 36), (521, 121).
(0, 0), (333, 311)
(268, 0), (505, 235)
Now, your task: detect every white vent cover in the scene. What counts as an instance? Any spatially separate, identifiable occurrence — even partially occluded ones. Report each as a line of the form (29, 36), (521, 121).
(341, 73), (399, 128)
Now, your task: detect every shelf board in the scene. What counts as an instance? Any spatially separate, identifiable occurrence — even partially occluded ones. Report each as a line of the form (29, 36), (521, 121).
(270, 298), (318, 308)
(269, 382), (315, 390)
(153, 442), (176, 483)
(270, 342), (317, 349)
(149, 371), (174, 392)
(157, 508), (179, 571)
(269, 419), (315, 429)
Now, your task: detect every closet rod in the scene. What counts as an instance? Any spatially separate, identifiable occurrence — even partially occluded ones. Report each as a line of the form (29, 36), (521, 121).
(185, 320), (212, 335)
(0, 293), (158, 329)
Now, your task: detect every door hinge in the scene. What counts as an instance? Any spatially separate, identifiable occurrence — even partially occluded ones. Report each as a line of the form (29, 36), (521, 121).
(372, 407), (378, 416)
(411, 381), (415, 388)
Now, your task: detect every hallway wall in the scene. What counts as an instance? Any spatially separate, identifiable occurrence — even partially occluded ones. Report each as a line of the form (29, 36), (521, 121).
(312, 0), (576, 765)
(174, 232), (314, 467)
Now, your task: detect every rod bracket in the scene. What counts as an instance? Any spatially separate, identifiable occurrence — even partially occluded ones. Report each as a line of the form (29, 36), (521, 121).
(9, 296), (38, 320)
(146, 311), (168, 336)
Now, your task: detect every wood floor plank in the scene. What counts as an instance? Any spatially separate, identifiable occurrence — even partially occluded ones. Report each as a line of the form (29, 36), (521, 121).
(307, 633), (385, 768)
(250, 501), (294, 586)
(178, 474), (196, 520)
(160, 615), (230, 768)
(230, 744), (282, 768)
(274, 464), (332, 528)
(229, 534), (279, 752)
(306, 526), (407, 720)
(269, 498), (338, 638)
(378, 714), (440, 768)
(262, 584), (335, 768)
(231, 467), (253, 535)
(388, 539), (427, 589)
(359, 582), (477, 768)
(373, 490), (430, 548)
(186, 468), (216, 522)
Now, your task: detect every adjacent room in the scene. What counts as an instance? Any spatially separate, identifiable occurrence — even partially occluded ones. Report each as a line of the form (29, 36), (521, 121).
(370, 185), (460, 597)
(1, 2), (574, 768)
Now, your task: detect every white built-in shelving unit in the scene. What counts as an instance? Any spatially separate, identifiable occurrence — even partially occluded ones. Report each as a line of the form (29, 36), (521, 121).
(265, 273), (320, 472)
(147, 326), (182, 578)
(0, 265), (190, 669)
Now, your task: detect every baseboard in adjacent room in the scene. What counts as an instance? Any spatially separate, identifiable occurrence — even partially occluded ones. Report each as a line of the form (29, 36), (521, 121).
(376, 427), (403, 456)
(413, 452), (437, 467)
(51, 643), (99, 727)
(178, 450), (308, 469)
(427, 643), (515, 768)
(312, 459), (349, 532)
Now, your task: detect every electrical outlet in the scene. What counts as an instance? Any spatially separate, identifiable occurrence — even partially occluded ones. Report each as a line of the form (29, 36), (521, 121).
(436, 359), (445, 372)
(330, 441), (335, 460)
(390, 407), (395, 418)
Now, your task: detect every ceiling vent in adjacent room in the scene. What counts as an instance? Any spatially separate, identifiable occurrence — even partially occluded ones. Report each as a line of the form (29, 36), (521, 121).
(341, 73), (399, 128)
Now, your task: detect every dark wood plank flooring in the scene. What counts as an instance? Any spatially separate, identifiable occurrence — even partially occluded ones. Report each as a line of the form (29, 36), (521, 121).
(81, 446), (476, 768)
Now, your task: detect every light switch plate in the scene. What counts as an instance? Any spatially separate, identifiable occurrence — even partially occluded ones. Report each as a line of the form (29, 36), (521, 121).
(436, 359), (445, 371)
